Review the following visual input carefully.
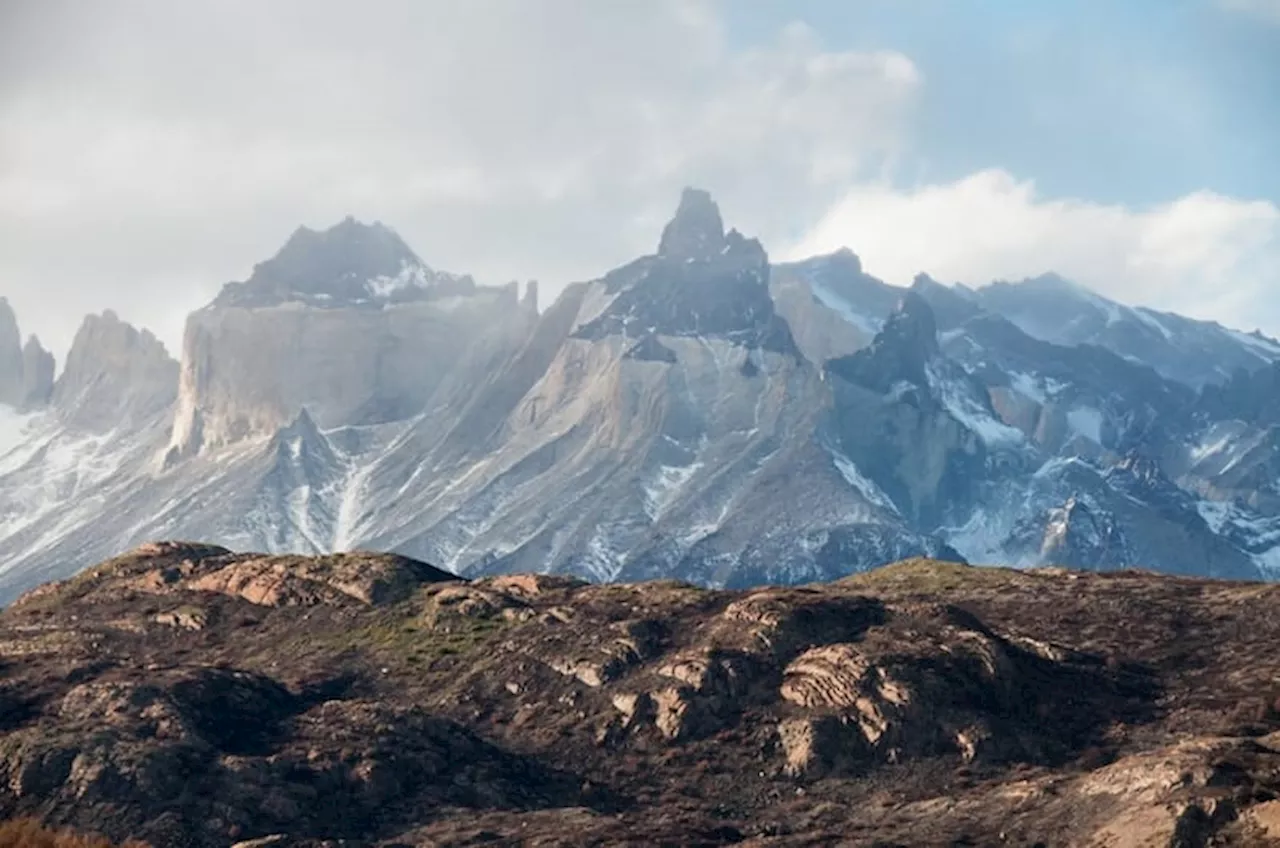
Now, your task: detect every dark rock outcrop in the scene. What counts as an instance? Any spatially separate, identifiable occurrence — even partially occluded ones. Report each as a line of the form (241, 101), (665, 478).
(213, 217), (477, 309)
(573, 187), (799, 356)
(826, 295), (987, 528)
(828, 290), (939, 392)
(658, 187), (727, 261)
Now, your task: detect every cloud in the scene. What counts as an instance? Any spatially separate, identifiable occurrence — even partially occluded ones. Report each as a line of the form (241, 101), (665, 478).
(1218, 0), (1280, 24)
(0, 0), (919, 357)
(786, 169), (1280, 335)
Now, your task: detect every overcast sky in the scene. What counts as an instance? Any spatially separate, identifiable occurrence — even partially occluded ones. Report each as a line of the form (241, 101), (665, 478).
(2, 0), (1278, 358)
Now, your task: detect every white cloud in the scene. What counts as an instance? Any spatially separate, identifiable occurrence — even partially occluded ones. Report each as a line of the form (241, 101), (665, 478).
(786, 169), (1280, 335)
(0, 0), (920, 357)
(1218, 0), (1280, 24)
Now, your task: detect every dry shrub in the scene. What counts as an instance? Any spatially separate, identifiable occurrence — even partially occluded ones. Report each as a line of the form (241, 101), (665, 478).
(0, 818), (148, 848)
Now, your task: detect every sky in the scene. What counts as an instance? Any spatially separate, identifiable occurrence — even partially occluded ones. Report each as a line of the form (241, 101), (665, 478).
(1, 0), (1278, 357)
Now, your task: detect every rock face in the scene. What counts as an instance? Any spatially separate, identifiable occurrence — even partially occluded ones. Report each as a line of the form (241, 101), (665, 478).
(50, 312), (177, 431)
(657, 187), (726, 260)
(825, 295), (986, 529)
(20, 336), (54, 408)
(0, 299), (24, 408)
(0, 300), (54, 411)
(169, 218), (535, 457)
(168, 290), (528, 456)
(3, 550), (1280, 845)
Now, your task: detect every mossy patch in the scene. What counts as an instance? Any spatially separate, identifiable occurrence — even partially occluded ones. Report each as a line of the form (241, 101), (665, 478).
(839, 558), (1037, 593)
(316, 608), (511, 666)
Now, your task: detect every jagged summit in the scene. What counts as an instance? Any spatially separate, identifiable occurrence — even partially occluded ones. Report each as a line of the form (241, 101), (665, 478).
(20, 335), (54, 408)
(909, 273), (983, 331)
(892, 290), (942, 353)
(212, 217), (477, 309)
(969, 271), (1280, 388)
(1011, 495), (1127, 570)
(52, 310), (178, 432)
(828, 291), (940, 392)
(824, 246), (864, 274)
(0, 297), (26, 408)
(573, 188), (796, 355)
(0, 299), (56, 410)
(657, 187), (726, 260)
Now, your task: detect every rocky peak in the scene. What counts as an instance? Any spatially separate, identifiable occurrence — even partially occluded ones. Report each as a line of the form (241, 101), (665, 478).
(212, 217), (476, 309)
(1023, 495), (1127, 570)
(909, 274), (983, 333)
(52, 311), (178, 431)
(521, 280), (539, 313)
(270, 406), (338, 470)
(573, 189), (795, 355)
(828, 292), (940, 392)
(0, 297), (25, 407)
(20, 335), (55, 408)
(886, 292), (941, 357)
(1104, 452), (1192, 509)
(825, 246), (863, 275)
(0, 300), (56, 410)
(657, 187), (726, 260)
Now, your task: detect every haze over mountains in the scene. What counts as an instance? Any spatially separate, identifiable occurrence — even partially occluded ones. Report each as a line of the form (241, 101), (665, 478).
(2, 189), (1280, 603)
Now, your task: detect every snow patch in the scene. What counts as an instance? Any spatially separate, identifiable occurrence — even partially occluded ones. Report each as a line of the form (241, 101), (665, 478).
(809, 281), (882, 336)
(1190, 426), (1241, 465)
(1133, 308), (1174, 341)
(642, 460), (704, 520)
(830, 452), (899, 514)
(1034, 455), (1090, 479)
(1066, 406), (1104, 444)
(1228, 327), (1280, 359)
(943, 505), (1016, 565)
(1196, 499), (1233, 534)
(0, 407), (38, 453)
(366, 261), (430, 299)
(927, 364), (1025, 447)
(1009, 372), (1046, 403)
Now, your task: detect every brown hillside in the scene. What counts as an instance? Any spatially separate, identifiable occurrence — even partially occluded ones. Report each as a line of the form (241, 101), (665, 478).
(2, 544), (1280, 845)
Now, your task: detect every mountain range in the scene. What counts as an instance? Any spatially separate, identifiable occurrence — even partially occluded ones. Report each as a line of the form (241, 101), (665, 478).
(2, 189), (1280, 602)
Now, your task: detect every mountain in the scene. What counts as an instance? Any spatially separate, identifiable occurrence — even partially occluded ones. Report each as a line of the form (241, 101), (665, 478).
(212, 216), (482, 309)
(776, 256), (1280, 390)
(772, 252), (1280, 579)
(1, 191), (1280, 599)
(270, 188), (949, 587)
(0, 299), (54, 411)
(970, 272), (1280, 388)
(7, 547), (1280, 845)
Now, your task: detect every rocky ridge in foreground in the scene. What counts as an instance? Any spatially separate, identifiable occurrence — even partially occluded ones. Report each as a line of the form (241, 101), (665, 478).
(4, 546), (1280, 846)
